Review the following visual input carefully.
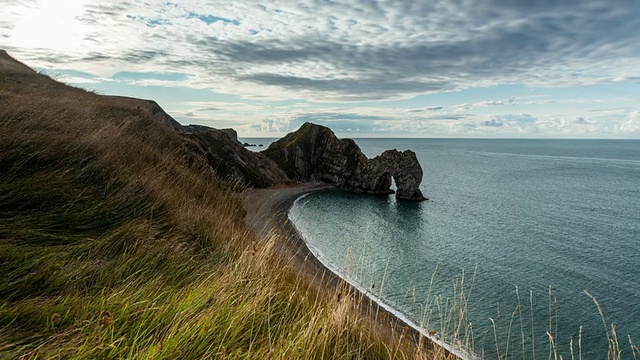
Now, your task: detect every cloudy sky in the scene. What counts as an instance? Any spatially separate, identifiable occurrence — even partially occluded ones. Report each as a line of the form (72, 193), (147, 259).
(1, 1), (639, 138)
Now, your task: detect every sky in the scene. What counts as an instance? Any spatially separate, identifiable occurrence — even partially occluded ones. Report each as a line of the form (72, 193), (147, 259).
(1, 1), (639, 138)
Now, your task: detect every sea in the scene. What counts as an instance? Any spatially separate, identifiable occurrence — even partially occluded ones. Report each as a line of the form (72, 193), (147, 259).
(241, 138), (640, 359)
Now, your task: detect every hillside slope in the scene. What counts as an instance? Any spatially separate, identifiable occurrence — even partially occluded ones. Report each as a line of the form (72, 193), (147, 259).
(0, 51), (434, 359)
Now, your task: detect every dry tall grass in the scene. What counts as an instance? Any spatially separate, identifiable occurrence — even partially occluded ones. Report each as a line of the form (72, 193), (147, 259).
(0, 55), (446, 359)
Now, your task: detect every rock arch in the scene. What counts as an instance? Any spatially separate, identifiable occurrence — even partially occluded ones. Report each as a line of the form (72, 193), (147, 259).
(347, 149), (426, 201)
(262, 123), (427, 201)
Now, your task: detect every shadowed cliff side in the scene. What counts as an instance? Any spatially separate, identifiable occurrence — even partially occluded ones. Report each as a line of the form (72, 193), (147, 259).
(262, 123), (427, 201)
(184, 128), (290, 188)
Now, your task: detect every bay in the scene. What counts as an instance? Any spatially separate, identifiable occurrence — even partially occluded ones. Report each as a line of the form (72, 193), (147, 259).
(288, 139), (640, 359)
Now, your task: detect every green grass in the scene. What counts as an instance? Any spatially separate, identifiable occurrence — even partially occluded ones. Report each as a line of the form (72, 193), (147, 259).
(0, 56), (438, 359)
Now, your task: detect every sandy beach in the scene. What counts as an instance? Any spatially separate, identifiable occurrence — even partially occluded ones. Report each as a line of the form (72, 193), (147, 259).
(243, 183), (341, 291)
(243, 183), (458, 359)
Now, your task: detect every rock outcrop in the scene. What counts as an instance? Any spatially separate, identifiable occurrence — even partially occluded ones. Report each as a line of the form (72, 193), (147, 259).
(261, 123), (365, 184)
(262, 123), (427, 201)
(184, 128), (289, 188)
(342, 149), (426, 201)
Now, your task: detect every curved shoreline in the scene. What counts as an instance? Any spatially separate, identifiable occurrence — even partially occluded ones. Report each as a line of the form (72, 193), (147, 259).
(243, 184), (467, 359)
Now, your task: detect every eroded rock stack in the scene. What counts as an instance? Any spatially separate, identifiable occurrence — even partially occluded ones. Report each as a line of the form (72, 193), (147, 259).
(262, 123), (427, 201)
(342, 149), (426, 201)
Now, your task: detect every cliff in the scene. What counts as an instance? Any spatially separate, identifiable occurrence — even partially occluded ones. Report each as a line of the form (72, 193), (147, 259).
(180, 121), (427, 200)
(262, 123), (427, 201)
(184, 128), (289, 188)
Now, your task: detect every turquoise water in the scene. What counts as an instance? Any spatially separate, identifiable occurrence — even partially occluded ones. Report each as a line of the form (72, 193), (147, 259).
(288, 139), (640, 359)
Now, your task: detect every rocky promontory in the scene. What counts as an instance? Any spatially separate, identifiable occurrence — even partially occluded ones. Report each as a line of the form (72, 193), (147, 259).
(148, 119), (428, 200)
(262, 123), (426, 201)
(182, 121), (427, 201)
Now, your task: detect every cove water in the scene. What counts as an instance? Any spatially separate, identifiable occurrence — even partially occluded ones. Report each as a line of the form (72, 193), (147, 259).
(286, 139), (640, 359)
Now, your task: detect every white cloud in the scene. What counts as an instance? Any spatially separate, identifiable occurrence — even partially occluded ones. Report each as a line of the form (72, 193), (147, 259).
(617, 111), (640, 134)
(480, 119), (504, 127)
(454, 96), (518, 111)
(2, 1), (640, 102)
(573, 117), (592, 125)
(2, 1), (639, 138)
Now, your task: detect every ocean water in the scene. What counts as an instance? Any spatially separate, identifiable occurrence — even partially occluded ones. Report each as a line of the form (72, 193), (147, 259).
(286, 139), (640, 359)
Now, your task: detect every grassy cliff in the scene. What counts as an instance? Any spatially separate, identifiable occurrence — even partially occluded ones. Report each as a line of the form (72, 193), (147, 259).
(0, 51), (435, 359)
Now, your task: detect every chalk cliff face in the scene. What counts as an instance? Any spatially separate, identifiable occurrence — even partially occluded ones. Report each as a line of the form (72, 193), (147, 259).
(262, 123), (427, 201)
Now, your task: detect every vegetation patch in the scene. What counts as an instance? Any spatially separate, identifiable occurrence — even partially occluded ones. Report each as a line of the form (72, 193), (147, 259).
(0, 54), (431, 359)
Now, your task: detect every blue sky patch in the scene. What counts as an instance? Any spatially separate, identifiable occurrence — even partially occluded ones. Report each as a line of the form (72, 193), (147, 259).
(112, 71), (190, 82)
(126, 15), (169, 28)
(187, 12), (240, 25)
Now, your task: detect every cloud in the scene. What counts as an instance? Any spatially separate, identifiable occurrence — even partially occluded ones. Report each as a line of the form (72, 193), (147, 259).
(475, 113), (537, 131)
(495, 114), (537, 124)
(187, 12), (240, 26)
(454, 96), (517, 111)
(2, 1), (639, 101)
(481, 97), (516, 106)
(617, 111), (640, 133)
(408, 106), (443, 113)
(237, 106), (470, 136)
(453, 103), (472, 113)
(480, 119), (504, 127)
(3, 0), (640, 138)
(481, 100), (505, 106)
(588, 107), (636, 113)
(573, 117), (592, 125)
(249, 112), (385, 133)
(423, 115), (467, 121)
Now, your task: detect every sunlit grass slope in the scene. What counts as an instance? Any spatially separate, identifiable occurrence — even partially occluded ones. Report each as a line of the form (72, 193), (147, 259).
(0, 51), (434, 359)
